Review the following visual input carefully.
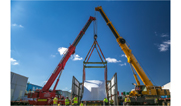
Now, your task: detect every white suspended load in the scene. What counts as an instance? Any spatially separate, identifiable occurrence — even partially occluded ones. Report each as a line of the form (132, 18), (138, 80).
(81, 80), (107, 101)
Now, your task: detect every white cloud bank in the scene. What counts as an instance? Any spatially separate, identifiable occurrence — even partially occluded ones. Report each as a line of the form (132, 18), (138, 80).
(106, 57), (121, 63)
(72, 54), (83, 61)
(58, 47), (68, 55)
(58, 47), (83, 61)
(158, 40), (170, 52)
(12, 23), (24, 28)
(10, 58), (19, 65)
(119, 63), (126, 66)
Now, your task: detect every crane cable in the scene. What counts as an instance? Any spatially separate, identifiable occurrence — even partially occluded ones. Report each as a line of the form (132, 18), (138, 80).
(94, 11), (97, 38)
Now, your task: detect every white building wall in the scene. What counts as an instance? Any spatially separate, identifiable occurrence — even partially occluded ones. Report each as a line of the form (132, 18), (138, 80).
(11, 72), (28, 101)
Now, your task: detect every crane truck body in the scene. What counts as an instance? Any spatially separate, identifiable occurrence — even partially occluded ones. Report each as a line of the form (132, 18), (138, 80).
(95, 6), (170, 105)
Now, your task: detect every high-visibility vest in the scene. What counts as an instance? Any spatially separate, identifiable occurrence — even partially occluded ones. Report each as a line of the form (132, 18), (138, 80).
(124, 97), (131, 102)
(103, 98), (108, 103)
(110, 99), (114, 104)
(155, 98), (158, 103)
(65, 99), (69, 105)
(80, 103), (83, 106)
(53, 97), (58, 104)
(74, 97), (78, 104)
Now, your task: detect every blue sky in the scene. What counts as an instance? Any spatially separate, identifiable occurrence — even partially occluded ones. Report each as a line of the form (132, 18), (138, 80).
(11, 1), (170, 93)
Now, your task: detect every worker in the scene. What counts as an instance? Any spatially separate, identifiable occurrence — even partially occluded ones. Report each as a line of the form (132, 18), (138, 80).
(80, 101), (83, 106)
(138, 87), (142, 95)
(162, 98), (167, 106)
(103, 97), (108, 105)
(58, 102), (61, 106)
(73, 95), (78, 105)
(53, 95), (58, 106)
(154, 97), (158, 105)
(124, 95), (131, 106)
(110, 98), (114, 105)
(65, 97), (69, 106)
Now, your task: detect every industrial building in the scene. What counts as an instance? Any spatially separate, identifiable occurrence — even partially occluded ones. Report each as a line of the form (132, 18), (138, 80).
(11, 72), (28, 101)
(26, 83), (43, 93)
(62, 91), (71, 99)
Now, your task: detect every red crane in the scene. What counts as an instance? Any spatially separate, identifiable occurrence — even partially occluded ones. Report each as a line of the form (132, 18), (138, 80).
(28, 16), (96, 105)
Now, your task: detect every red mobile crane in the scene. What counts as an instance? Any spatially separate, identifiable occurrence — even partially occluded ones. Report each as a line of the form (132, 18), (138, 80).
(28, 16), (96, 105)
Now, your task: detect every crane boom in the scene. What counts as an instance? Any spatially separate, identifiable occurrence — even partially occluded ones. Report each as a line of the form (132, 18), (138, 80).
(28, 16), (96, 105)
(42, 16), (96, 91)
(95, 6), (153, 87)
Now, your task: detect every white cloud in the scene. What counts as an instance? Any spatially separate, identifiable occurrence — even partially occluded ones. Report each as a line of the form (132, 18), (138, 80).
(106, 57), (121, 63)
(158, 40), (170, 52)
(19, 25), (24, 28)
(69, 90), (72, 92)
(12, 23), (17, 26)
(42, 81), (47, 86)
(119, 63), (126, 66)
(11, 23), (24, 28)
(121, 54), (127, 58)
(50, 54), (56, 58)
(63, 87), (68, 90)
(58, 47), (83, 61)
(154, 31), (158, 36)
(58, 47), (68, 55)
(72, 54), (83, 61)
(161, 33), (169, 37)
(10, 58), (19, 65)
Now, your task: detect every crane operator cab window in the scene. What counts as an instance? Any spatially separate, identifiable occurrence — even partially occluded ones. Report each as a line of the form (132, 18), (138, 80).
(135, 85), (147, 94)
(56, 90), (63, 98)
(142, 86), (147, 92)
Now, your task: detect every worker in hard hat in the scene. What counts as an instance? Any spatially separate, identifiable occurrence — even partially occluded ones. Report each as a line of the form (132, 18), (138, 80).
(124, 95), (131, 106)
(110, 98), (114, 105)
(53, 95), (58, 106)
(65, 96), (70, 106)
(162, 98), (167, 106)
(80, 101), (83, 106)
(103, 97), (108, 105)
(154, 97), (158, 105)
(73, 95), (78, 105)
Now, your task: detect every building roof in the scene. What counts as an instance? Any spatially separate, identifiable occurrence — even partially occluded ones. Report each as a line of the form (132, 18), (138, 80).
(27, 83), (43, 88)
(11, 71), (28, 79)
